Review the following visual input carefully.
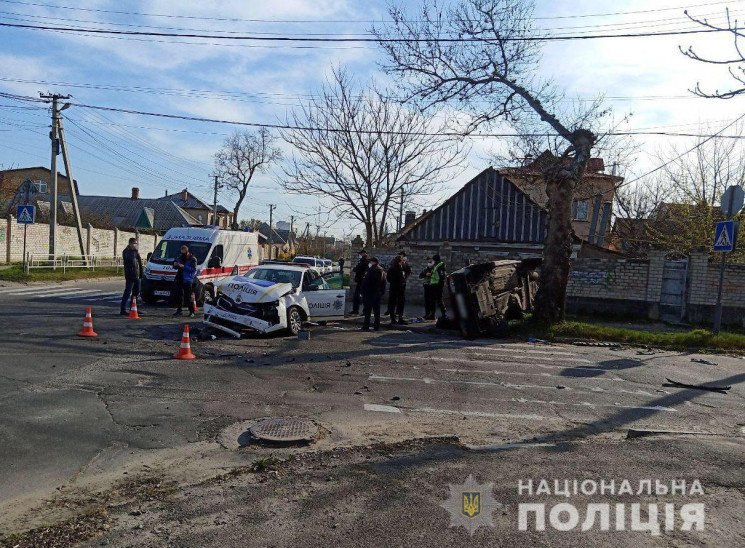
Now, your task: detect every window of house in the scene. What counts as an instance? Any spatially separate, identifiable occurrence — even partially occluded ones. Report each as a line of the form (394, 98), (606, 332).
(33, 180), (47, 193)
(572, 199), (590, 221)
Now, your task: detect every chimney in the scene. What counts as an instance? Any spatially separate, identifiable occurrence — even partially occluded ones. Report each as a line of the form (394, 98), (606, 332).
(181, 189), (188, 202)
(164, 190), (168, 197)
(404, 210), (416, 227)
(131, 187), (139, 200)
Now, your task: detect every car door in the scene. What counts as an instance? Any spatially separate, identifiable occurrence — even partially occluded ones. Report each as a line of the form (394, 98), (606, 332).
(303, 270), (346, 320)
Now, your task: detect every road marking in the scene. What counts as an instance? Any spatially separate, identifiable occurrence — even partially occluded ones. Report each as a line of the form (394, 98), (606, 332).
(441, 367), (626, 383)
(411, 407), (551, 421)
(60, 290), (105, 299)
(364, 404), (402, 413)
(371, 354), (600, 371)
(467, 346), (578, 357)
(369, 374), (657, 398)
(1, 286), (80, 295)
(507, 354), (592, 363)
(28, 289), (93, 298)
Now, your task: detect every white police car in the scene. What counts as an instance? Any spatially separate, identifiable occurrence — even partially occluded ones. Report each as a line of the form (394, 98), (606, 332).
(203, 263), (346, 337)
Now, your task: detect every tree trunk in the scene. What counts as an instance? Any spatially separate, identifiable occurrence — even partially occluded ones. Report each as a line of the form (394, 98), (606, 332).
(533, 175), (574, 324)
(364, 221), (374, 248)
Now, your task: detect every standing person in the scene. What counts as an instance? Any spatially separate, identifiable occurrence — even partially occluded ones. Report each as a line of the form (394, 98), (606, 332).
(429, 254), (448, 320)
(387, 255), (407, 324)
(350, 249), (369, 315)
(338, 256), (345, 274)
(361, 257), (386, 331)
(173, 245), (198, 317)
(419, 257), (434, 319)
(120, 237), (143, 316)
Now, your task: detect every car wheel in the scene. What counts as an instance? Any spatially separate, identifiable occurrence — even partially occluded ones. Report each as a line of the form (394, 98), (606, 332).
(142, 293), (159, 305)
(286, 306), (303, 336)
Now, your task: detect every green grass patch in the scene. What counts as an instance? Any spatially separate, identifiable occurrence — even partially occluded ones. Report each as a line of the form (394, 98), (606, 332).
(519, 320), (745, 352)
(0, 264), (121, 283)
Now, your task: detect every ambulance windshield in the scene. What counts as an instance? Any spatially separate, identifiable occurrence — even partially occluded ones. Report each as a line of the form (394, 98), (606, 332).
(150, 240), (212, 265)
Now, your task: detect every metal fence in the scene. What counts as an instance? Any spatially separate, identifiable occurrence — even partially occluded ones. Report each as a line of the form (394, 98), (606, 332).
(24, 253), (122, 273)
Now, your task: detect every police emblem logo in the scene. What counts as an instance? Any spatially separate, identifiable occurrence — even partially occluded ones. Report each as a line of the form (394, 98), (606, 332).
(333, 299), (343, 311)
(441, 475), (498, 535)
(461, 491), (481, 518)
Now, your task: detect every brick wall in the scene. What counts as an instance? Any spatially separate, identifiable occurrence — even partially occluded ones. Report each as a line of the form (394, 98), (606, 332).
(3, 215), (157, 263)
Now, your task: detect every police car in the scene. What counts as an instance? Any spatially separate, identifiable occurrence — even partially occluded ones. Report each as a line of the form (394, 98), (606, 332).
(202, 263), (346, 337)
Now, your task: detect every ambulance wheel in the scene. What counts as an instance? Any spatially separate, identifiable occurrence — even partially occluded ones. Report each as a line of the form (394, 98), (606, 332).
(286, 307), (303, 336)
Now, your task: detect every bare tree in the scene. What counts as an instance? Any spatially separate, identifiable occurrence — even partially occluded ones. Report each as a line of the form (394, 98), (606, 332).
(214, 129), (282, 228)
(279, 68), (465, 248)
(681, 8), (745, 98)
(613, 128), (745, 257)
(374, 0), (613, 324)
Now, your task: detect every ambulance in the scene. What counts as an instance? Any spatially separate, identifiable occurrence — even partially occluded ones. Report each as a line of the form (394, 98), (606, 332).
(141, 227), (261, 305)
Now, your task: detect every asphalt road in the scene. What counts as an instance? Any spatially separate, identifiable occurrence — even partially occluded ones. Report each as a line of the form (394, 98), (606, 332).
(0, 278), (743, 546)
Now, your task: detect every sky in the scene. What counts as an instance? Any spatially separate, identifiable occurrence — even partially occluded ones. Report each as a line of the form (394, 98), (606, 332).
(0, 0), (742, 238)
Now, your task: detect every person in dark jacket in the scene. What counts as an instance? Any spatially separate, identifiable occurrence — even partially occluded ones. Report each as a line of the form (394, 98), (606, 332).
(387, 255), (407, 324)
(350, 249), (369, 315)
(361, 257), (386, 331)
(173, 245), (198, 317)
(338, 257), (345, 273)
(120, 237), (143, 315)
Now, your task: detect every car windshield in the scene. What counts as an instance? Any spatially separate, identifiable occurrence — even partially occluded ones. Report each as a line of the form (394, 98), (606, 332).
(150, 240), (211, 265)
(246, 268), (302, 288)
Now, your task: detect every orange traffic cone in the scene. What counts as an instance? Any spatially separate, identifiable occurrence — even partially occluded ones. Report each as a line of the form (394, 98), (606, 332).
(173, 324), (196, 360)
(77, 307), (98, 337)
(128, 296), (141, 320)
(191, 292), (199, 313)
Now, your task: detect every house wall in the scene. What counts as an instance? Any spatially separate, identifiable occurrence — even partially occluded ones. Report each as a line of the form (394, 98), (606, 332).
(1, 168), (76, 206)
(3, 215), (157, 263)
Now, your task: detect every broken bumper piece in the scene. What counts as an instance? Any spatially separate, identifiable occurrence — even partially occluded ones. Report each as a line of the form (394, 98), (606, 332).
(203, 302), (285, 336)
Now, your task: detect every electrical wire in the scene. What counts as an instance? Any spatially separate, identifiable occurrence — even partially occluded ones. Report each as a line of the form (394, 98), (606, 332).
(0, 0), (736, 24)
(0, 20), (726, 43)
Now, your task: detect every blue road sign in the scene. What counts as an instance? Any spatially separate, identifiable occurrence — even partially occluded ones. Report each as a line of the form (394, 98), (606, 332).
(714, 220), (736, 252)
(16, 205), (35, 224)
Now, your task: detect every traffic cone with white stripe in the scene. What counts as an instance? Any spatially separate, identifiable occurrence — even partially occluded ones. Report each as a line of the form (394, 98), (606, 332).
(77, 307), (98, 337)
(191, 291), (199, 313)
(128, 295), (141, 320)
(173, 324), (196, 360)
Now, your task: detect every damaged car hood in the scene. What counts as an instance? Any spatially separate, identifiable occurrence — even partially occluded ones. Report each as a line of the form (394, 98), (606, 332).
(217, 276), (294, 304)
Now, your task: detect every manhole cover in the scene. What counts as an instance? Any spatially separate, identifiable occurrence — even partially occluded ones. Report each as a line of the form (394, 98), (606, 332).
(249, 417), (319, 443)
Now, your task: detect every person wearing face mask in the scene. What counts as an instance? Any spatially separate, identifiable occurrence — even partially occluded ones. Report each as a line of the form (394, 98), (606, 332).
(350, 249), (369, 315)
(173, 245), (198, 317)
(120, 237), (144, 316)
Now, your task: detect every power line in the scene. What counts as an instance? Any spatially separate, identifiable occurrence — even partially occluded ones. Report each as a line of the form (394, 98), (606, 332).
(0, 20), (726, 43)
(0, 0), (736, 23)
(0, 5), (738, 35)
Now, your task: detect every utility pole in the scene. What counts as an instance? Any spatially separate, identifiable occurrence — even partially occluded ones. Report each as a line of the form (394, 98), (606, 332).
(40, 92), (85, 261)
(289, 215), (295, 256)
(323, 231), (327, 257)
(268, 204), (276, 260)
(212, 174), (220, 227)
(398, 187), (404, 233)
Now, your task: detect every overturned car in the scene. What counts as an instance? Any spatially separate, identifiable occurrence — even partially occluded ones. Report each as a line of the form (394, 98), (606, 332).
(203, 264), (346, 337)
(447, 258), (541, 339)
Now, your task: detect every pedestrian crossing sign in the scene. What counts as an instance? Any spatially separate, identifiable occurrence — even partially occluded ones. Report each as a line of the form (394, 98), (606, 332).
(713, 220), (736, 252)
(16, 205), (35, 224)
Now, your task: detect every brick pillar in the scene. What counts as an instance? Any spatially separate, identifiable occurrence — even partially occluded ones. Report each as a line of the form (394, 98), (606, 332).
(687, 247), (710, 306)
(645, 248), (665, 320)
(4, 215), (11, 264)
(86, 223), (92, 256)
(440, 241), (453, 267)
(113, 227), (119, 259)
